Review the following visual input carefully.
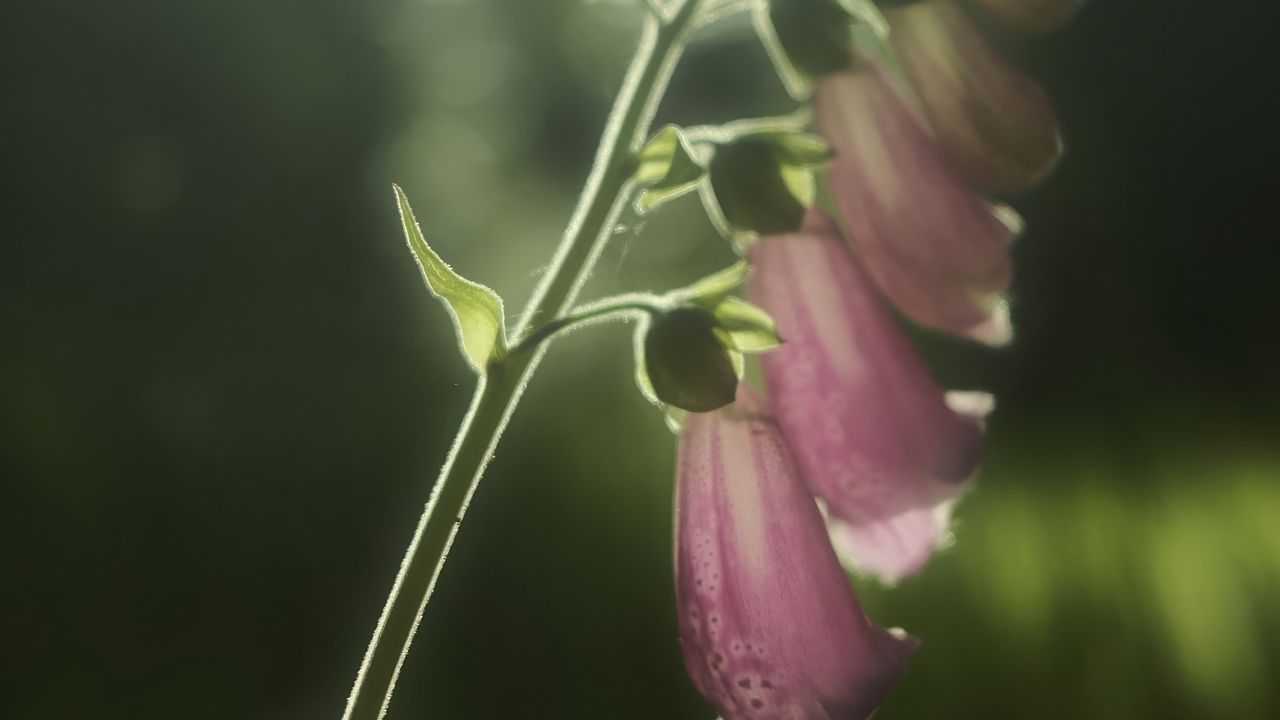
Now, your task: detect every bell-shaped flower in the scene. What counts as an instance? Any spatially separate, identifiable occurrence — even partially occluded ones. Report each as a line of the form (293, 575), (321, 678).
(885, 0), (1062, 194)
(814, 63), (1018, 345)
(675, 383), (917, 720)
(973, 0), (1085, 34)
(747, 211), (993, 582)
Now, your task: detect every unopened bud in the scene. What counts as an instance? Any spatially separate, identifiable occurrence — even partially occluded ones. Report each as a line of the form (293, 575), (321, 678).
(643, 307), (739, 413)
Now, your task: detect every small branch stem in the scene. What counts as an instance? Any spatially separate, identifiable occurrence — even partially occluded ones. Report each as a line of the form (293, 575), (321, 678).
(341, 2), (706, 718)
(509, 293), (666, 357)
(696, 0), (764, 27)
(680, 107), (813, 145)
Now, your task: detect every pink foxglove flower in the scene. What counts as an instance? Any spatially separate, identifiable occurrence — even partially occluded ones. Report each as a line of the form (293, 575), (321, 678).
(973, 0), (1085, 34)
(885, 0), (1063, 194)
(814, 62), (1018, 345)
(675, 383), (917, 720)
(748, 211), (993, 582)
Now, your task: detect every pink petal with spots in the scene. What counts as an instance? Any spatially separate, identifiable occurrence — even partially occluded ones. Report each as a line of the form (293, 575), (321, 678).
(748, 214), (992, 582)
(675, 384), (916, 720)
(814, 64), (1018, 346)
(887, 0), (1063, 193)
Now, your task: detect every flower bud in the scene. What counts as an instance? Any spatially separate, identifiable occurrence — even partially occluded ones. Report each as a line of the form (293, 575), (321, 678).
(643, 307), (739, 413)
(768, 0), (857, 78)
(707, 138), (810, 237)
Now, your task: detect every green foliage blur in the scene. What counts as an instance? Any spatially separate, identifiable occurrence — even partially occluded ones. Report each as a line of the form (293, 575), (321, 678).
(3, 0), (1277, 718)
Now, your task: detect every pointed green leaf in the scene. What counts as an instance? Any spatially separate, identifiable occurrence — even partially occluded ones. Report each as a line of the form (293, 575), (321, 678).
(394, 184), (507, 373)
(634, 125), (706, 212)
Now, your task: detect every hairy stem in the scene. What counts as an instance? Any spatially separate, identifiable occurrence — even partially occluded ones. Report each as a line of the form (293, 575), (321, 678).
(341, 2), (705, 718)
(509, 293), (666, 357)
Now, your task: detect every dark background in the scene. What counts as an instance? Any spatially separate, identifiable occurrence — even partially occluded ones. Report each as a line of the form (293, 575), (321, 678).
(3, 0), (1277, 718)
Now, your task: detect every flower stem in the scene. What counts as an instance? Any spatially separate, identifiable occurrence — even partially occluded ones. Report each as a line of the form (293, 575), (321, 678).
(341, 2), (705, 718)
(508, 293), (666, 357)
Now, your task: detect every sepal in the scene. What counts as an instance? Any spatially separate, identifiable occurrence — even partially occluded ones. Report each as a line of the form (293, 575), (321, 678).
(663, 261), (783, 354)
(702, 297), (782, 354)
(634, 125), (706, 212)
(666, 260), (751, 306)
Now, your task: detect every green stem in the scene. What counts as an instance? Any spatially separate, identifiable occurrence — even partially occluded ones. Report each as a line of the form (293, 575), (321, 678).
(643, 0), (667, 20)
(341, 2), (706, 718)
(509, 293), (666, 357)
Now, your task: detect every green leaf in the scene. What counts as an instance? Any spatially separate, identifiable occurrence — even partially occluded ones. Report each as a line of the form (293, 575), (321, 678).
(394, 184), (507, 373)
(704, 297), (782, 353)
(634, 125), (706, 212)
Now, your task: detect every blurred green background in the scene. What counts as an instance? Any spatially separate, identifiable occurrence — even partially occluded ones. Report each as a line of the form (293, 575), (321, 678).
(3, 0), (1277, 718)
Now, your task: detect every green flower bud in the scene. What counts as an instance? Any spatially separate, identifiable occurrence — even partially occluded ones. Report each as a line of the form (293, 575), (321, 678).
(642, 307), (739, 413)
(708, 137), (807, 237)
(769, 0), (857, 78)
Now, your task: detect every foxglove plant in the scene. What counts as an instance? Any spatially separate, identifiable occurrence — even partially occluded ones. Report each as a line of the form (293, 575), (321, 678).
(341, 1), (1081, 718)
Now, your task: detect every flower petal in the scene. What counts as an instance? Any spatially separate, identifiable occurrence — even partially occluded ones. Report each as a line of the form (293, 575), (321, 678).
(973, 0), (1085, 34)
(814, 66), (1017, 345)
(748, 216), (992, 582)
(886, 0), (1063, 193)
(676, 384), (916, 720)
